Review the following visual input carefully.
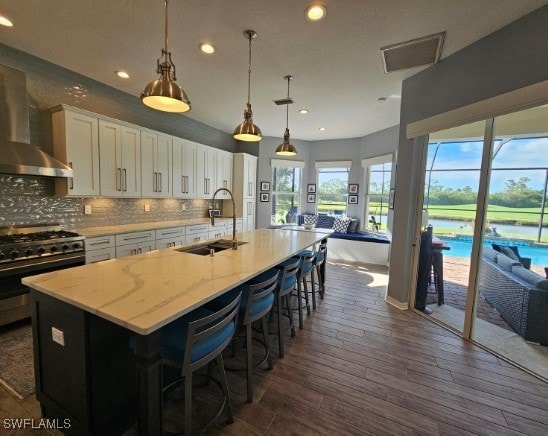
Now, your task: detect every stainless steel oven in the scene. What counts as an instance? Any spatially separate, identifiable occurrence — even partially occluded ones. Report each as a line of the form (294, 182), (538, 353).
(0, 224), (85, 327)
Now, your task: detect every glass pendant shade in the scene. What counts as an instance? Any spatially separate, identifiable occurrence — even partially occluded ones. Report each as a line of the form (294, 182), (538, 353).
(234, 30), (262, 142)
(275, 128), (297, 156)
(141, 0), (191, 113)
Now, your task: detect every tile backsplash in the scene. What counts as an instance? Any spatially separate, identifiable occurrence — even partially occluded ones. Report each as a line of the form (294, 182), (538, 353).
(0, 175), (218, 230)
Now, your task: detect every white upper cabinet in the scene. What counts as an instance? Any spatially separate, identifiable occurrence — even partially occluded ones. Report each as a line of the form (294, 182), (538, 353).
(172, 138), (197, 199)
(196, 143), (216, 198)
(99, 120), (141, 197)
(233, 153), (257, 199)
(141, 130), (172, 198)
(215, 150), (233, 199)
(52, 106), (100, 196)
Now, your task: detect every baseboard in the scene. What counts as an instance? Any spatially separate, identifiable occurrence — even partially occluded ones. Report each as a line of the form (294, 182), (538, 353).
(384, 295), (409, 310)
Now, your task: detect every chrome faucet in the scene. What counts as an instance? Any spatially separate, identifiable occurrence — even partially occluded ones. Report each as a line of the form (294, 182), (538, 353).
(211, 188), (238, 249)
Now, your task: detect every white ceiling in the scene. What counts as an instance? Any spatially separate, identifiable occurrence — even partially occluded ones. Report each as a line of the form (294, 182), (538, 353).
(0, 0), (545, 141)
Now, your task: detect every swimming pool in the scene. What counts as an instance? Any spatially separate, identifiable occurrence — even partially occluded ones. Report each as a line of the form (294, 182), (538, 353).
(438, 236), (548, 266)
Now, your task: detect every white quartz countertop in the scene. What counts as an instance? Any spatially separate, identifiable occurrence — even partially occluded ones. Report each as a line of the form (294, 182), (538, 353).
(22, 229), (331, 335)
(74, 218), (237, 238)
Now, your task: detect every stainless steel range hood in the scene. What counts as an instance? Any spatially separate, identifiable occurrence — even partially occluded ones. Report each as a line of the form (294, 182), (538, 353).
(0, 65), (73, 177)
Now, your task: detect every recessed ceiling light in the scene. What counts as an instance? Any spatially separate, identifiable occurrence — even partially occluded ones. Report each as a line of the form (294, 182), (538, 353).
(0, 16), (13, 27)
(199, 43), (215, 54)
(319, 127), (326, 131)
(305, 4), (327, 21)
(299, 109), (309, 114)
(115, 71), (130, 79)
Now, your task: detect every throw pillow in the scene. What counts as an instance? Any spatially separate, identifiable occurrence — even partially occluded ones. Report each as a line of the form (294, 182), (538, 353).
(316, 215), (335, 229)
(303, 214), (317, 226)
(333, 217), (351, 233)
(500, 246), (520, 261)
(347, 218), (360, 233)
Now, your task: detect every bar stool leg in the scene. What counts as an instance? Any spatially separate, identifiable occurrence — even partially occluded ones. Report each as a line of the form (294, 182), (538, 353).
(261, 317), (273, 369)
(285, 295), (296, 337)
(296, 280), (304, 329)
(310, 269), (317, 310)
(185, 372), (192, 435)
(277, 294), (285, 358)
(303, 278), (311, 316)
(246, 323), (253, 403)
(215, 354), (234, 424)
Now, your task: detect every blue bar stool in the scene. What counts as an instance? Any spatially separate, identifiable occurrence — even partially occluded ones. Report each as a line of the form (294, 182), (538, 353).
(205, 271), (278, 403)
(300, 240), (327, 299)
(252, 257), (300, 358)
(133, 291), (241, 435)
(293, 251), (316, 319)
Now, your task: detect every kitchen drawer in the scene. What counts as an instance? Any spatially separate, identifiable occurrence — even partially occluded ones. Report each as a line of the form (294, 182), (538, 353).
(186, 224), (209, 235)
(115, 230), (155, 246)
(227, 219), (243, 233)
(85, 235), (115, 251)
(209, 220), (227, 230)
(85, 247), (116, 264)
(156, 236), (184, 249)
(156, 226), (185, 240)
(208, 229), (226, 240)
(185, 233), (208, 244)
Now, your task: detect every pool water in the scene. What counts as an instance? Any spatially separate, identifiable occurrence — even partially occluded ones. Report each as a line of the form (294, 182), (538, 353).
(438, 237), (548, 267)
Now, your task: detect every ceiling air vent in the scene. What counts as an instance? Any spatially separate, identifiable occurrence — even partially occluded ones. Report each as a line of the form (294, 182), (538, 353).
(380, 32), (445, 73)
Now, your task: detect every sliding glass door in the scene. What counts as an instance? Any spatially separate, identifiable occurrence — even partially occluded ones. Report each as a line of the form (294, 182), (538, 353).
(415, 104), (548, 379)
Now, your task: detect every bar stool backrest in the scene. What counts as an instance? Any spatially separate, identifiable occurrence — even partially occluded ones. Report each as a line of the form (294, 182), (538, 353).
(279, 258), (301, 298)
(184, 291), (242, 373)
(244, 271), (279, 324)
(316, 241), (327, 266)
(297, 252), (315, 278)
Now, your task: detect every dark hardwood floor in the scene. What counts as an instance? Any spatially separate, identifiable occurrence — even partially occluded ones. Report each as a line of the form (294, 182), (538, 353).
(1, 260), (547, 435)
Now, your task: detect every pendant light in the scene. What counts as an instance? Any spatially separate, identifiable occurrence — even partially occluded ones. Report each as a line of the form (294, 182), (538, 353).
(275, 75), (297, 156)
(141, 0), (191, 113)
(233, 30), (262, 142)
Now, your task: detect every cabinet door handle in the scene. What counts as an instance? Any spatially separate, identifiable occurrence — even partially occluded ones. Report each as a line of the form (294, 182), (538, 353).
(117, 168), (122, 191)
(138, 247), (142, 254)
(68, 162), (74, 190)
(158, 173), (162, 192)
(123, 169), (127, 192)
(181, 175), (185, 193)
(185, 176), (188, 193)
(153, 172), (158, 192)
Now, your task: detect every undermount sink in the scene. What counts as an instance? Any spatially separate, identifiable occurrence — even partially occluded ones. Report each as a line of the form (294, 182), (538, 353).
(175, 239), (248, 256)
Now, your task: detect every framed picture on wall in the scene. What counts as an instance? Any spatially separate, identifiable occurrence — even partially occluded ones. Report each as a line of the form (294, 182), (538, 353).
(307, 184), (316, 193)
(348, 184), (359, 194)
(389, 188), (395, 209)
(260, 193), (270, 202)
(307, 194), (316, 203)
(348, 195), (358, 204)
(260, 181), (270, 191)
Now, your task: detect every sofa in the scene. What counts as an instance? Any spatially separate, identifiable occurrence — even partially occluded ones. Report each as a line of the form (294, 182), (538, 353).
(298, 214), (391, 265)
(479, 246), (548, 344)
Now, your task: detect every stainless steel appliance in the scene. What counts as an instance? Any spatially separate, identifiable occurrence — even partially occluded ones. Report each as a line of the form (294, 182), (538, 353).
(0, 224), (85, 326)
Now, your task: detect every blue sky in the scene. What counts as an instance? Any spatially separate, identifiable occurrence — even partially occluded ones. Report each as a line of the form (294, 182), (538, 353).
(427, 137), (548, 193)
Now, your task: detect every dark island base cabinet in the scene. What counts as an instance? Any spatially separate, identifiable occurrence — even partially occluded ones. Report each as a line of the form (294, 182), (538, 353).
(30, 290), (138, 435)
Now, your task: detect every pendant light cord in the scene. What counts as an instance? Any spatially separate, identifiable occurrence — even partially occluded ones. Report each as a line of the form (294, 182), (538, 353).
(164, 0), (169, 63)
(247, 33), (252, 105)
(286, 76), (290, 129)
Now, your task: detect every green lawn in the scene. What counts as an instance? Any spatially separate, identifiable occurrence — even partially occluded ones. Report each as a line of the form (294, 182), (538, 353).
(426, 204), (542, 226)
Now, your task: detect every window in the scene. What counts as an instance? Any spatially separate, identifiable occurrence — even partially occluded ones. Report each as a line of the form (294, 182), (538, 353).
(271, 159), (304, 224)
(363, 154), (393, 232)
(316, 161), (351, 216)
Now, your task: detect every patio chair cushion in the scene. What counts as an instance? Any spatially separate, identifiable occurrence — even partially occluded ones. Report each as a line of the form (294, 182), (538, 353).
(500, 246), (520, 261)
(482, 246), (499, 262)
(497, 253), (522, 271)
(511, 266), (548, 290)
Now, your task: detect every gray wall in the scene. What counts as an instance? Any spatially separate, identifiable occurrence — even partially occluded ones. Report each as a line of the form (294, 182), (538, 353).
(255, 126), (399, 229)
(0, 42), (236, 229)
(387, 5), (548, 304)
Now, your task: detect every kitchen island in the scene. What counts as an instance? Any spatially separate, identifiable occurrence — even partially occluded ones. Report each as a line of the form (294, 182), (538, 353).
(23, 228), (330, 435)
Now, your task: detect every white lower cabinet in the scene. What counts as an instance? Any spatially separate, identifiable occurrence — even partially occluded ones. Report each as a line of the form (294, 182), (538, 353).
(156, 227), (185, 249)
(115, 231), (156, 258)
(85, 235), (115, 264)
